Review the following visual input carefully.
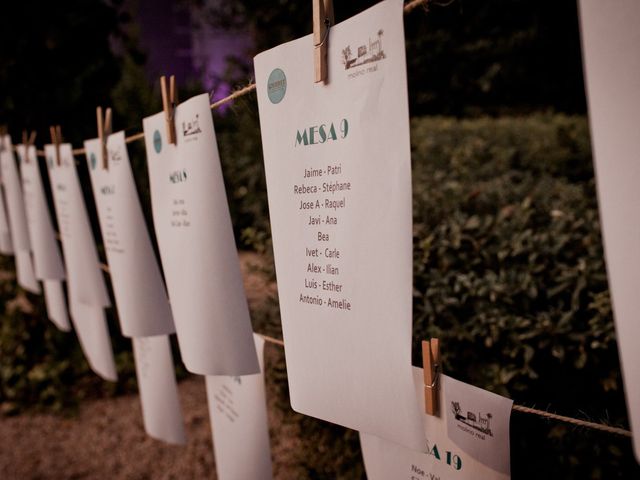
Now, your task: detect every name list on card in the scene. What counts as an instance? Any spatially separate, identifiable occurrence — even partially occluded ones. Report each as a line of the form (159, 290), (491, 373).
(255, 0), (425, 450)
(296, 129), (351, 310)
(84, 132), (175, 338)
(143, 94), (258, 376)
(205, 334), (273, 480)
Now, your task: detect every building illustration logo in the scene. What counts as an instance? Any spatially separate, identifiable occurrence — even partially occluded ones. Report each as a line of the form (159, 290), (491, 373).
(451, 401), (494, 437)
(153, 130), (162, 153)
(342, 29), (386, 71)
(109, 147), (123, 166)
(90, 152), (97, 170)
(267, 68), (287, 104)
(182, 114), (202, 138)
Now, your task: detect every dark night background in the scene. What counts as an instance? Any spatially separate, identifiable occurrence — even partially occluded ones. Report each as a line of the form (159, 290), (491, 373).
(0, 0), (587, 141)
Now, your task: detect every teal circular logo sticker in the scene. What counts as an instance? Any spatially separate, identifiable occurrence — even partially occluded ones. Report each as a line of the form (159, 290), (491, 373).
(153, 130), (162, 153)
(267, 68), (287, 104)
(90, 152), (97, 170)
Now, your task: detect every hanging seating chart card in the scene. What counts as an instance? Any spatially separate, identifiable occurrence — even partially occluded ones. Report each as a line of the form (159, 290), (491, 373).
(84, 132), (175, 337)
(45, 144), (116, 381)
(143, 93), (258, 376)
(42, 279), (70, 332)
(360, 368), (512, 480)
(18, 144), (70, 330)
(18, 144), (65, 280)
(579, 0), (640, 461)
(0, 138), (13, 254)
(254, 0), (424, 450)
(133, 335), (186, 445)
(1, 136), (40, 293)
(205, 334), (273, 480)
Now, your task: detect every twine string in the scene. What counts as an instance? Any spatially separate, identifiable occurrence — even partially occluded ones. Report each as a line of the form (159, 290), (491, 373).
(256, 334), (633, 438)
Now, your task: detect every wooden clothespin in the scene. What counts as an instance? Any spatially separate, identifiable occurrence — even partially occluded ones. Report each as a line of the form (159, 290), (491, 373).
(313, 0), (334, 84)
(21, 130), (36, 162)
(0, 126), (7, 151)
(422, 338), (440, 416)
(49, 125), (62, 166)
(96, 106), (112, 169)
(160, 75), (177, 145)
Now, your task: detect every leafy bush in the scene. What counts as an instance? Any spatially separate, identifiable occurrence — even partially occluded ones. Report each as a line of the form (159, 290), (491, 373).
(409, 115), (635, 478)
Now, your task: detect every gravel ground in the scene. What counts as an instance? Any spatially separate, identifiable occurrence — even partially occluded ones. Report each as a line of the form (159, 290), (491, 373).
(0, 375), (216, 479)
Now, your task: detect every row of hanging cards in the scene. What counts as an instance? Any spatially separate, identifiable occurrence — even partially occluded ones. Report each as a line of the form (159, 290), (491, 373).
(578, 0), (640, 460)
(17, 143), (70, 331)
(83, 133), (185, 444)
(254, 0), (425, 450)
(0, 135), (39, 292)
(205, 334), (273, 480)
(84, 132), (175, 338)
(44, 143), (117, 381)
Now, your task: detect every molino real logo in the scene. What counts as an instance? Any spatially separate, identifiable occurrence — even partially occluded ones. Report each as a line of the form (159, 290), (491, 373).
(451, 401), (494, 438)
(342, 28), (386, 77)
(267, 68), (287, 104)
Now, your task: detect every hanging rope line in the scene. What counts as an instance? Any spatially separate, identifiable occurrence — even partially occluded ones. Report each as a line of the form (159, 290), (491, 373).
(511, 405), (632, 438)
(255, 333), (632, 438)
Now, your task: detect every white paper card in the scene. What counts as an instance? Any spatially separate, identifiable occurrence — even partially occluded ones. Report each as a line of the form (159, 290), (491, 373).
(444, 376), (512, 475)
(43, 279), (71, 331)
(45, 144), (116, 381)
(579, 0), (640, 461)
(133, 335), (186, 445)
(84, 133), (174, 337)
(1, 136), (40, 293)
(142, 94), (258, 376)
(18, 144), (65, 280)
(1, 136), (30, 250)
(254, 0), (423, 449)
(0, 138), (13, 254)
(0, 192), (12, 254)
(69, 302), (117, 382)
(360, 369), (511, 480)
(205, 334), (273, 480)
(44, 144), (110, 308)
(15, 250), (40, 294)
